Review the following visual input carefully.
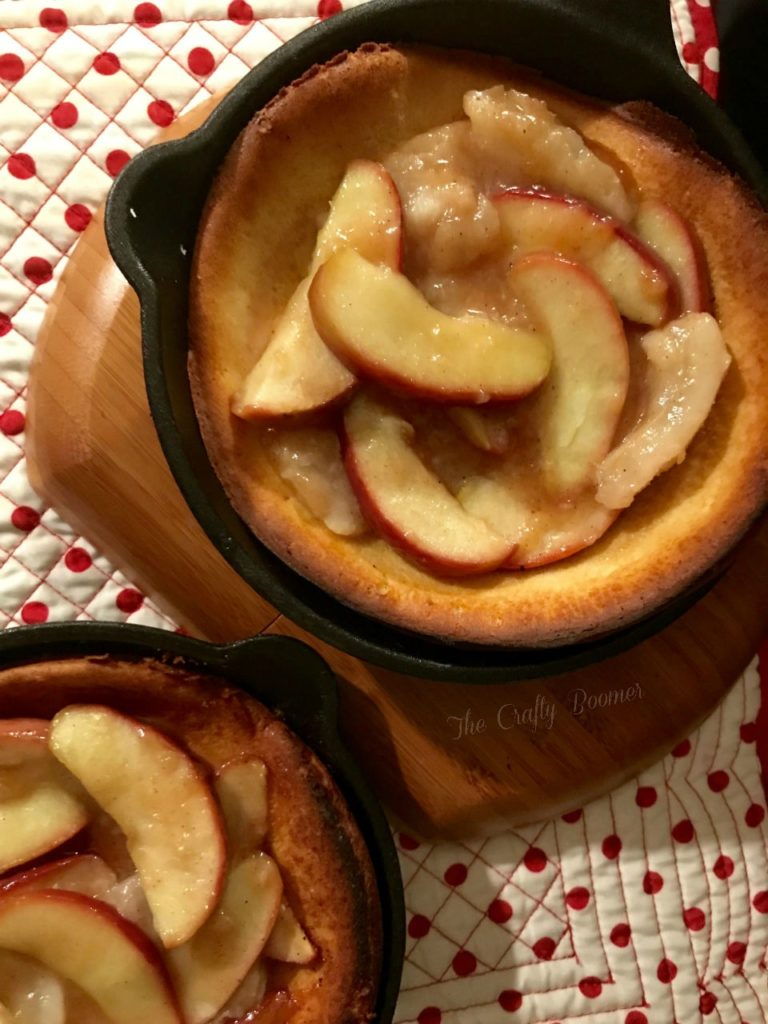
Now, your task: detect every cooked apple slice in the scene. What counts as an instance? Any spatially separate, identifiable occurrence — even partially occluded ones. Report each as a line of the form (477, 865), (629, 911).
(310, 159), (403, 270)
(48, 705), (226, 949)
(510, 500), (618, 569)
(311, 250), (551, 402)
(634, 199), (709, 313)
(0, 892), (181, 1024)
(214, 759), (269, 853)
(167, 853), (282, 1024)
(102, 873), (157, 939)
(0, 950), (66, 1024)
(0, 721), (91, 875)
(231, 278), (356, 421)
(61, 981), (113, 1024)
(509, 254), (630, 495)
(495, 189), (615, 258)
(596, 312), (731, 509)
(266, 427), (367, 537)
(385, 121), (501, 274)
(86, 811), (136, 881)
(494, 190), (674, 326)
(0, 854), (116, 900)
(214, 962), (267, 1024)
(459, 474), (618, 569)
(232, 159), (402, 419)
(264, 901), (315, 965)
(465, 85), (632, 221)
(590, 226), (677, 326)
(342, 392), (515, 575)
(446, 407), (511, 454)
(0, 719), (49, 759)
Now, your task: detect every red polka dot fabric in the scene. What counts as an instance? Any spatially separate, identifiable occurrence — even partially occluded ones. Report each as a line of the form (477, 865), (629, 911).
(396, 670), (768, 1022)
(1, 3), (765, 1023)
(0, 0), (335, 636)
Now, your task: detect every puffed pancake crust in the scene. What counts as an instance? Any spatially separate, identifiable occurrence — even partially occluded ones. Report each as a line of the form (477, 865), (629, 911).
(0, 656), (382, 1024)
(189, 43), (768, 647)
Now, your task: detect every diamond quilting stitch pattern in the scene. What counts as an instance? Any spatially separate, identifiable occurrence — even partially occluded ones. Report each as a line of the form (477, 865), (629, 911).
(0, 2), (324, 629)
(395, 666), (768, 1023)
(2, 3), (767, 1024)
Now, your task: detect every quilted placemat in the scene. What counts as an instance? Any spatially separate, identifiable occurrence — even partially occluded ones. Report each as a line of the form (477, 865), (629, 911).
(1, 2), (767, 1022)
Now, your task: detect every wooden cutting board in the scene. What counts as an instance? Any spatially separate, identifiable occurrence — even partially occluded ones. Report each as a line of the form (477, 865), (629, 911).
(26, 98), (768, 837)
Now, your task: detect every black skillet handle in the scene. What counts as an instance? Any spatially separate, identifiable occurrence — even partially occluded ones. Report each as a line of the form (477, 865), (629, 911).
(105, 131), (214, 297)
(212, 634), (342, 757)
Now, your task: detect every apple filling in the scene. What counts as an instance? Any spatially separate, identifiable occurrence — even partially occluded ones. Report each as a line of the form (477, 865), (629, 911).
(0, 710), (316, 1024)
(233, 84), (731, 577)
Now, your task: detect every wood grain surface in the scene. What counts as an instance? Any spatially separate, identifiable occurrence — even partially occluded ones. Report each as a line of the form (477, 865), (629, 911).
(26, 99), (768, 837)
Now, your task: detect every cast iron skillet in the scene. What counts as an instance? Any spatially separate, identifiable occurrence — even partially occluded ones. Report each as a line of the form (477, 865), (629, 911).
(105, 0), (768, 682)
(0, 622), (404, 1024)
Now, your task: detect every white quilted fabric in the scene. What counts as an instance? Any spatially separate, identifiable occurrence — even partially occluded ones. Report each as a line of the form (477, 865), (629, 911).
(1, 3), (766, 1022)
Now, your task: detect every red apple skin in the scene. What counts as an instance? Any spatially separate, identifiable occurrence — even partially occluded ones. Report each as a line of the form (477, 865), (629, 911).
(511, 542), (589, 571)
(337, 359), (533, 406)
(310, 251), (550, 404)
(1, 889), (156, 954)
(374, 162), (404, 274)
(0, 890), (183, 1021)
(494, 185), (587, 207)
(614, 224), (680, 324)
(326, 327), (545, 405)
(355, 160), (403, 272)
(0, 855), (109, 896)
(339, 423), (515, 578)
(382, 162), (404, 272)
(234, 160), (403, 422)
(0, 719), (50, 767)
(634, 198), (711, 314)
(689, 230), (711, 313)
(508, 252), (630, 497)
(49, 705), (228, 948)
(0, 838), (93, 885)
(312, 159), (404, 274)
(493, 187), (678, 326)
(506, 511), (620, 570)
(0, 720), (49, 744)
(0, 721), (93, 876)
(492, 187), (614, 232)
(236, 379), (358, 424)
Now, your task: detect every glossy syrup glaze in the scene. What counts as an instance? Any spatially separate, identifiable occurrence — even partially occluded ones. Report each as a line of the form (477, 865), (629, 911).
(259, 83), (727, 574)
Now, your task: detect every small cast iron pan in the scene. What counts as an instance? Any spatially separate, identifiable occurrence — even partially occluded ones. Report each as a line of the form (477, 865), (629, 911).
(105, 0), (768, 682)
(0, 621), (404, 1023)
